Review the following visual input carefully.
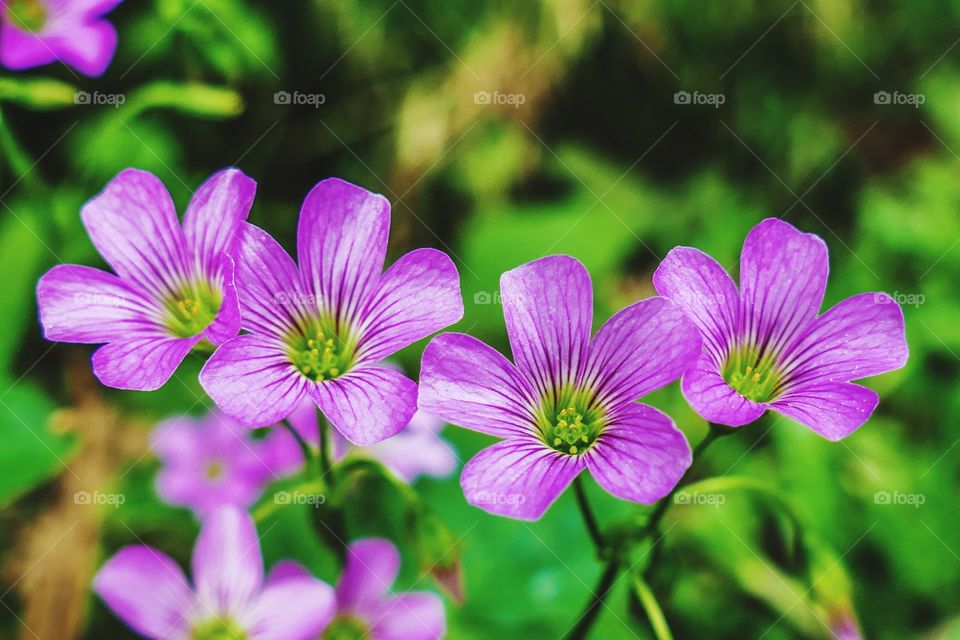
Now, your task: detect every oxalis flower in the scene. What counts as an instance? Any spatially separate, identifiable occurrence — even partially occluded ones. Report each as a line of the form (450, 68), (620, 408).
(653, 218), (908, 440)
(199, 178), (463, 445)
(419, 255), (702, 520)
(271, 538), (445, 640)
(37, 168), (254, 391)
(94, 507), (335, 640)
(151, 412), (287, 518)
(1, 0), (125, 76)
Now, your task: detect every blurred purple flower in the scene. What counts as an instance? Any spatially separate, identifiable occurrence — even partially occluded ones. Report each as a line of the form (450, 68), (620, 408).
(151, 412), (286, 518)
(199, 178), (463, 445)
(94, 507), (335, 640)
(0, 0), (125, 76)
(37, 168), (255, 391)
(654, 218), (908, 440)
(270, 398), (458, 483)
(271, 538), (445, 640)
(419, 255), (702, 520)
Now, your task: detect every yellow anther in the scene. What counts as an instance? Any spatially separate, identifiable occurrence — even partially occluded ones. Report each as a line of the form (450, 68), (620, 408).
(329, 367), (340, 376)
(581, 435), (588, 443)
(751, 373), (761, 383)
(554, 437), (562, 446)
(307, 339), (315, 347)
(569, 446), (578, 454)
(745, 366), (753, 374)
(310, 348), (319, 356)
(326, 339), (334, 347)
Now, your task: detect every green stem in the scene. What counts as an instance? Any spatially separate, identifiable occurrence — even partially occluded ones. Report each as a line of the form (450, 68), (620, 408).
(0, 105), (40, 190)
(632, 574), (674, 640)
(317, 412), (335, 485)
(573, 476), (606, 553)
(561, 558), (619, 640)
(281, 419), (313, 469)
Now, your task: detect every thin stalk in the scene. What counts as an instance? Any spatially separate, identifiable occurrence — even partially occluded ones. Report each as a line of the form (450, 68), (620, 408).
(632, 574), (674, 640)
(281, 419), (313, 468)
(317, 412), (335, 486)
(573, 476), (605, 552)
(561, 558), (619, 640)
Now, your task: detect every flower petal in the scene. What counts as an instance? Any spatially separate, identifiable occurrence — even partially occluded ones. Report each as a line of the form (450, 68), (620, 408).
(500, 255), (592, 396)
(337, 538), (400, 614)
(48, 18), (117, 76)
(370, 427), (458, 482)
(586, 403), (691, 504)
(585, 297), (701, 407)
(192, 507), (264, 616)
(739, 218), (828, 357)
(81, 169), (189, 296)
(460, 438), (584, 521)
(310, 366), (417, 445)
(244, 576), (336, 640)
(681, 352), (766, 426)
(92, 335), (197, 391)
(264, 560), (312, 586)
(234, 223), (309, 337)
(357, 248), (463, 363)
(770, 381), (879, 441)
(297, 178), (390, 328)
(780, 292), (908, 386)
(182, 168), (256, 274)
(200, 334), (308, 427)
(37, 264), (158, 343)
(653, 246), (739, 364)
(200, 255), (241, 346)
(419, 333), (538, 439)
(93, 546), (192, 640)
(0, 23), (56, 70)
(369, 593), (446, 640)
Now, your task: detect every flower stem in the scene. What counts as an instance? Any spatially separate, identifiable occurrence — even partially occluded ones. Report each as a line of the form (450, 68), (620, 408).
(317, 413), (336, 486)
(573, 476), (605, 552)
(632, 573), (674, 640)
(561, 557), (619, 640)
(281, 418), (313, 468)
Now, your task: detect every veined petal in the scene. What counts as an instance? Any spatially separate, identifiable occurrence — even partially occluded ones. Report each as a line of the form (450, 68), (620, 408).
(370, 593), (446, 640)
(234, 224), (310, 337)
(92, 335), (197, 391)
(243, 576), (335, 640)
(419, 333), (538, 439)
(192, 507), (264, 616)
(460, 439), (584, 521)
(681, 352), (766, 426)
(80, 169), (189, 296)
(585, 297), (701, 408)
(47, 19), (117, 76)
(739, 218), (828, 359)
(500, 255), (592, 397)
(93, 546), (192, 640)
(200, 334), (309, 427)
(586, 404), (691, 505)
(200, 255), (241, 346)
(310, 366), (417, 445)
(653, 246), (739, 364)
(357, 248), (463, 363)
(183, 168), (256, 277)
(780, 292), (908, 386)
(770, 381), (879, 441)
(297, 178), (389, 329)
(37, 264), (158, 343)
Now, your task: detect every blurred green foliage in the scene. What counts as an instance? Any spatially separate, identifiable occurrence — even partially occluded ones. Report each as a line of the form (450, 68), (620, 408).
(0, 0), (958, 638)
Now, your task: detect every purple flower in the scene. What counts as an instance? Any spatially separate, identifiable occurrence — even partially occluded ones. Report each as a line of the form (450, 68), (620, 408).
(1, 0), (124, 76)
(37, 168), (254, 391)
(271, 396), (458, 483)
(271, 538), (445, 640)
(653, 218), (908, 440)
(419, 255), (702, 520)
(199, 178), (463, 445)
(94, 506), (335, 640)
(151, 412), (286, 518)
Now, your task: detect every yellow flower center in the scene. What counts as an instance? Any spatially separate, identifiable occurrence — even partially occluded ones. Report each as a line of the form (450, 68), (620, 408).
(6, 0), (46, 32)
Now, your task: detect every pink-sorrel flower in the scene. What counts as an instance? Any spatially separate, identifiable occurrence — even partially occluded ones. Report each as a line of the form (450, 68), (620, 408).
(37, 168), (254, 391)
(271, 538), (445, 640)
(270, 397), (458, 483)
(94, 506), (335, 640)
(199, 178), (463, 445)
(419, 255), (702, 520)
(151, 412), (288, 518)
(1, 0), (125, 76)
(653, 218), (908, 440)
